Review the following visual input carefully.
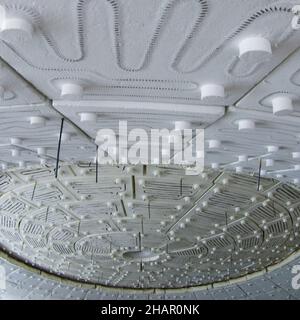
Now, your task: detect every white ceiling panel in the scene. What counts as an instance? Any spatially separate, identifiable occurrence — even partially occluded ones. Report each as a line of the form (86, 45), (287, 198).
(0, 0), (298, 107)
(204, 107), (300, 184)
(0, 58), (44, 106)
(53, 100), (225, 139)
(237, 47), (300, 117)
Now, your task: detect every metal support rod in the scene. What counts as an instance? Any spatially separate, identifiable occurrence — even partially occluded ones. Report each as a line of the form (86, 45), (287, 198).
(257, 158), (262, 191)
(96, 145), (99, 183)
(55, 118), (64, 178)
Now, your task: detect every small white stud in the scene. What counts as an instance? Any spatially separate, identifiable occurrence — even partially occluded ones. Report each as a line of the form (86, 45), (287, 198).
(10, 137), (22, 145)
(200, 84), (225, 99)
(184, 196), (190, 203)
(153, 169), (160, 177)
(272, 96), (293, 116)
(18, 161), (25, 168)
(211, 162), (219, 169)
(292, 152), (300, 159)
(239, 37), (272, 57)
(237, 119), (255, 131)
(266, 145), (279, 153)
(37, 147), (46, 156)
(265, 159), (274, 167)
(11, 149), (20, 157)
(30, 116), (46, 126)
(236, 166), (243, 173)
(208, 140), (221, 149)
(138, 179), (144, 186)
(0, 15), (34, 37)
(238, 155), (247, 162)
(79, 113), (97, 122)
(60, 82), (84, 100)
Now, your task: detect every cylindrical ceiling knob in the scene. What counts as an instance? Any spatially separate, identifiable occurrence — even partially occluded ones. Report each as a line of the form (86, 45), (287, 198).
(10, 137), (22, 145)
(236, 166), (243, 173)
(37, 147), (46, 156)
(238, 154), (248, 162)
(208, 140), (221, 149)
(292, 152), (300, 159)
(265, 159), (274, 167)
(18, 160), (25, 168)
(79, 112), (97, 122)
(211, 163), (219, 169)
(239, 37), (272, 57)
(11, 149), (20, 157)
(267, 145), (279, 153)
(237, 119), (255, 131)
(200, 84), (225, 99)
(30, 116), (46, 126)
(272, 96), (293, 116)
(1, 16), (34, 37)
(60, 82), (83, 100)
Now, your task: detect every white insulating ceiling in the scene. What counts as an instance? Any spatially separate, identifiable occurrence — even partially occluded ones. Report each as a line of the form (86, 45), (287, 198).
(0, 0), (300, 298)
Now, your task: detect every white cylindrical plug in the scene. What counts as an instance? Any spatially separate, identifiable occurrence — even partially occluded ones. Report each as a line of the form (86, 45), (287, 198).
(239, 37), (272, 57)
(237, 119), (255, 131)
(200, 84), (225, 99)
(79, 113), (97, 122)
(60, 82), (84, 100)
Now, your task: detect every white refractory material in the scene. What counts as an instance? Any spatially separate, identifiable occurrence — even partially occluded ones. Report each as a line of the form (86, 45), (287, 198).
(239, 37), (272, 57)
(208, 139), (221, 149)
(265, 158), (274, 167)
(0, 16), (34, 37)
(292, 152), (300, 159)
(267, 145), (279, 153)
(11, 149), (20, 157)
(200, 84), (225, 99)
(238, 154), (247, 162)
(237, 119), (255, 130)
(60, 82), (84, 100)
(79, 112), (98, 122)
(10, 137), (22, 145)
(211, 162), (219, 169)
(37, 147), (46, 155)
(272, 96), (294, 116)
(18, 160), (24, 168)
(174, 121), (192, 130)
(236, 166), (243, 173)
(29, 116), (46, 126)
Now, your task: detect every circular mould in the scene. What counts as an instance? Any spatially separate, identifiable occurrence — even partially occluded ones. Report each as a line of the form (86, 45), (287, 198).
(0, 164), (299, 289)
